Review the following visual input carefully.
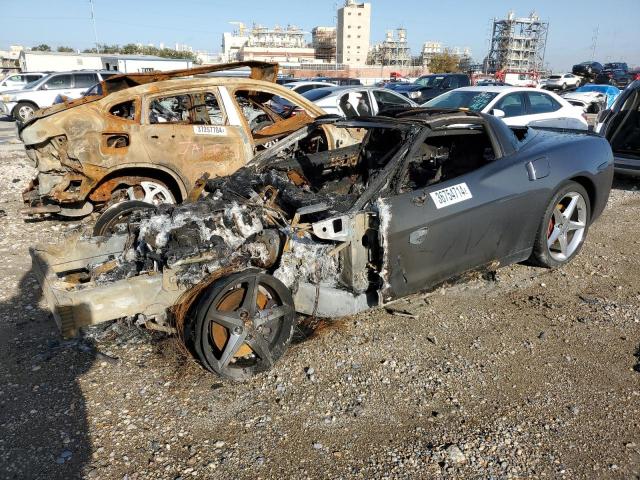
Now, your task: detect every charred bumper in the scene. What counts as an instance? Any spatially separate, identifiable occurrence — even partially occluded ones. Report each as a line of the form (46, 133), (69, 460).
(30, 234), (185, 337)
(22, 173), (94, 216)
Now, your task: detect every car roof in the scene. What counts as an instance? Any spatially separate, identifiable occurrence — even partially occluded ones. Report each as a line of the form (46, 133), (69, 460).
(283, 81), (333, 87)
(453, 86), (540, 93)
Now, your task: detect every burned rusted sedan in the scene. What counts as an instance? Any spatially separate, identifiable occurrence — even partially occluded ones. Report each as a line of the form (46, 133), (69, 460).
(19, 62), (357, 217)
(32, 110), (613, 380)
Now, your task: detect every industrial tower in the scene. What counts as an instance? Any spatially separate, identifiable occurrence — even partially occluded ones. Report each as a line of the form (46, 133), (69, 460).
(486, 11), (549, 73)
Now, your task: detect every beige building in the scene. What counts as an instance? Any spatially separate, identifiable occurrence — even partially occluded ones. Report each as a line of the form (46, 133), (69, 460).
(337, 0), (371, 66)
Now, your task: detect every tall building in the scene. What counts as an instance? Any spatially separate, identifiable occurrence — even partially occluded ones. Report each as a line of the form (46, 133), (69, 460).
(240, 24), (315, 64)
(368, 28), (411, 67)
(221, 23), (315, 64)
(312, 27), (337, 63)
(336, 0), (371, 66)
(485, 11), (549, 73)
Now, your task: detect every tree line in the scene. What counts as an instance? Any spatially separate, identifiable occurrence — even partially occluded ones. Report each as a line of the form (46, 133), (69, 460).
(29, 43), (199, 62)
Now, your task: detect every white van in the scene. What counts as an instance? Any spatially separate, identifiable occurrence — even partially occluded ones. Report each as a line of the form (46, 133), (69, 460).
(0, 70), (117, 122)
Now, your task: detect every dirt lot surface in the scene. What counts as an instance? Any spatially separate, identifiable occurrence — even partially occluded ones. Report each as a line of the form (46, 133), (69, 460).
(0, 117), (639, 480)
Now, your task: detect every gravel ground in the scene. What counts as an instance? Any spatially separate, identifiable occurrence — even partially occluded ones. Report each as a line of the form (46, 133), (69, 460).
(0, 116), (639, 480)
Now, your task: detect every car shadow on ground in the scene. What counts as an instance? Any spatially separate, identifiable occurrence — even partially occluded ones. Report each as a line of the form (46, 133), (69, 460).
(634, 345), (640, 374)
(0, 267), (94, 479)
(612, 176), (639, 192)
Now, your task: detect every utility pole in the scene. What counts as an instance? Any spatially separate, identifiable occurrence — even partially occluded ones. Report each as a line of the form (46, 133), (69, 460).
(590, 26), (599, 61)
(89, 0), (100, 53)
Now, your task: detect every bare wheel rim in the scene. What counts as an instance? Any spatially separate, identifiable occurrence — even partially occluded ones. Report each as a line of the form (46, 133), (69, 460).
(18, 105), (34, 120)
(546, 191), (587, 262)
(126, 181), (174, 205)
(200, 273), (294, 378)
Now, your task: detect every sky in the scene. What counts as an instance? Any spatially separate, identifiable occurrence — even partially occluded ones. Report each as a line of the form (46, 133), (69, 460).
(1, 0), (639, 71)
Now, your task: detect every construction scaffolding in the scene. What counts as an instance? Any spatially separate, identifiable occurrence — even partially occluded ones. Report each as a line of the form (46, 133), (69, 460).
(368, 28), (411, 67)
(486, 11), (548, 73)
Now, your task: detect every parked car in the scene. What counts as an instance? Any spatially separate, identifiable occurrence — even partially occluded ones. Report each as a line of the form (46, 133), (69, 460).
(602, 62), (629, 72)
(596, 80), (640, 176)
(269, 81), (338, 115)
(19, 62), (358, 218)
(301, 85), (417, 117)
(31, 109), (613, 379)
(572, 61), (603, 77)
(423, 86), (588, 130)
(310, 76), (362, 86)
(563, 84), (620, 112)
(475, 80), (511, 86)
(544, 73), (582, 90)
(0, 72), (48, 93)
(0, 70), (118, 122)
(595, 69), (633, 88)
(387, 73), (471, 104)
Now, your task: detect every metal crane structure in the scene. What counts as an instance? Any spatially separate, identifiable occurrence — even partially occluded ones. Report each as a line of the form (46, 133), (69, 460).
(486, 11), (549, 74)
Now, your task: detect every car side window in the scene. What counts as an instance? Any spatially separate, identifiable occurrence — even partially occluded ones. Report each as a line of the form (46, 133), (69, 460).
(339, 91), (371, 118)
(373, 90), (410, 109)
(442, 76), (460, 89)
(109, 100), (136, 120)
(149, 94), (192, 124)
(399, 126), (496, 193)
(190, 92), (226, 125)
(526, 92), (561, 114)
(43, 74), (72, 90)
(495, 93), (526, 117)
(73, 73), (99, 88)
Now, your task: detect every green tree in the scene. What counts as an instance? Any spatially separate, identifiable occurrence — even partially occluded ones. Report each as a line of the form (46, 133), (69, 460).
(32, 44), (51, 52)
(57, 46), (75, 53)
(428, 49), (462, 73)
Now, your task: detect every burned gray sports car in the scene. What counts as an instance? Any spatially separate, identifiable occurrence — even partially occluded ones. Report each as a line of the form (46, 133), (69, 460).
(32, 110), (614, 380)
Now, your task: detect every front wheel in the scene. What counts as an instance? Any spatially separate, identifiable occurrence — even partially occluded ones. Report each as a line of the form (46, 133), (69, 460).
(530, 181), (591, 268)
(189, 271), (296, 381)
(13, 102), (37, 123)
(93, 200), (157, 236)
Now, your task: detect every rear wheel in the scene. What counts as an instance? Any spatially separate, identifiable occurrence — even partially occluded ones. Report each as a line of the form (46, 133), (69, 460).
(530, 181), (590, 268)
(189, 271), (296, 380)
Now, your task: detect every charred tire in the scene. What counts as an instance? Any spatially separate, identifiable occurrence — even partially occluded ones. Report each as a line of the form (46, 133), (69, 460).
(530, 181), (591, 268)
(13, 101), (37, 123)
(93, 200), (157, 236)
(189, 270), (295, 381)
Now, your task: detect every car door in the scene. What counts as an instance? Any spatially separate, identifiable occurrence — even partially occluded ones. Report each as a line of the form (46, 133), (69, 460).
(492, 92), (528, 126)
(142, 88), (245, 186)
(603, 88), (640, 160)
(37, 74), (74, 107)
(523, 91), (567, 128)
(378, 125), (542, 301)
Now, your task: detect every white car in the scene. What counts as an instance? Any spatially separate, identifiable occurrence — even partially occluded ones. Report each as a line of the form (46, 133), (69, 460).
(0, 70), (117, 122)
(302, 85), (417, 118)
(0, 72), (48, 93)
(423, 86), (588, 130)
(283, 81), (336, 94)
(545, 73), (582, 90)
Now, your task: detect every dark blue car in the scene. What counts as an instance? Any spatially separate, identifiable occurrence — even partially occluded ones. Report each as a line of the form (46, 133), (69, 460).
(387, 73), (470, 104)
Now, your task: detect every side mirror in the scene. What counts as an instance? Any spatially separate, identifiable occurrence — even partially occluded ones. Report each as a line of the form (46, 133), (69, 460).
(40, 84), (49, 90)
(491, 108), (506, 118)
